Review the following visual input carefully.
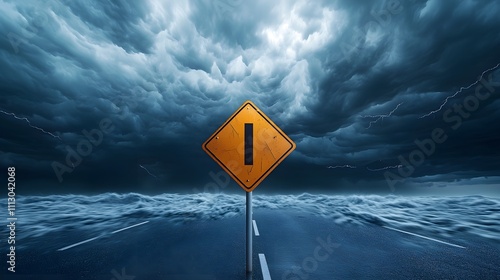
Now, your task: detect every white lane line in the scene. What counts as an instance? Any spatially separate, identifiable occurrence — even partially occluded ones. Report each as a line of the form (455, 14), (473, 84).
(253, 219), (260, 236)
(57, 221), (149, 251)
(259, 253), (272, 280)
(57, 236), (100, 251)
(112, 221), (149, 234)
(383, 226), (466, 249)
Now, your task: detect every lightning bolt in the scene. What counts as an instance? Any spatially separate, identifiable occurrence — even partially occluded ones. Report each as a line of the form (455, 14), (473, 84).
(361, 102), (404, 129)
(139, 164), (157, 178)
(327, 164), (357, 169)
(367, 165), (402, 171)
(419, 63), (500, 119)
(0, 109), (62, 141)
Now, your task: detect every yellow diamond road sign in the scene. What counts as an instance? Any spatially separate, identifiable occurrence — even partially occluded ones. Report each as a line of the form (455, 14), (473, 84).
(202, 101), (296, 192)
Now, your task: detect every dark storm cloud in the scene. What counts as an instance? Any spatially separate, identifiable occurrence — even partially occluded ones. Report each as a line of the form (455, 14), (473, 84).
(64, 0), (154, 53)
(0, 0), (499, 194)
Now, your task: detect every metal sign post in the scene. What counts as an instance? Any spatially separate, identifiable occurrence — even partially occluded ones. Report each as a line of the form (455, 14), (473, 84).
(246, 191), (252, 273)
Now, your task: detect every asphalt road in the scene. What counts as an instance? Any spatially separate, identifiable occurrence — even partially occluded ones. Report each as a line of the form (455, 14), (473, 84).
(2, 209), (500, 279)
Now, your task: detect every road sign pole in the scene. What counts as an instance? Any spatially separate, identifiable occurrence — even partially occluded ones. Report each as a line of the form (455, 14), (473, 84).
(246, 191), (252, 273)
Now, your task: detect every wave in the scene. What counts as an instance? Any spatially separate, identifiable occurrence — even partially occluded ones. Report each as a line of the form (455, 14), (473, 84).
(266, 194), (500, 241)
(1, 193), (499, 242)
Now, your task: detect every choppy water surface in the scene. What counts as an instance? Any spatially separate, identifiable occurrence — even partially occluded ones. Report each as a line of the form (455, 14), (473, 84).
(2, 193), (499, 243)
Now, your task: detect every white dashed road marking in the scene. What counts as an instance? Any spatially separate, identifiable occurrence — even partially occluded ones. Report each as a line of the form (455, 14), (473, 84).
(253, 219), (260, 236)
(259, 253), (272, 280)
(112, 221), (149, 234)
(57, 236), (100, 251)
(57, 221), (150, 251)
(383, 226), (466, 249)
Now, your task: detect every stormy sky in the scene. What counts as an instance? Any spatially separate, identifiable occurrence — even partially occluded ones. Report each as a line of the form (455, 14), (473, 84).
(1, 0), (499, 195)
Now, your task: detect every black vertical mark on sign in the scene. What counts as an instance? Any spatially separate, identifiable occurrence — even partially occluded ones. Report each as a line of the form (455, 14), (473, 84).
(245, 123), (253, 165)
